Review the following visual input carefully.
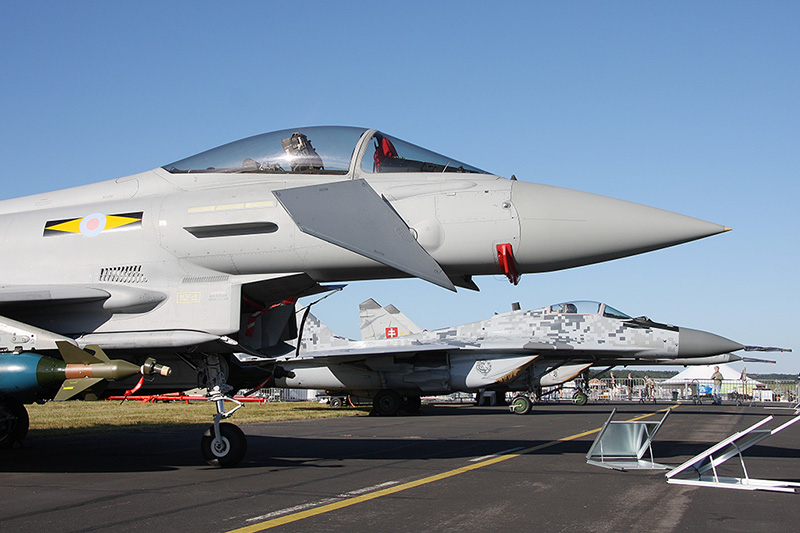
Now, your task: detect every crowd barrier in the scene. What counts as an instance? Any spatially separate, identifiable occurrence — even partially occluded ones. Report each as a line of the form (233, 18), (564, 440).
(584, 377), (799, 404)
(263, 377), (800, 406)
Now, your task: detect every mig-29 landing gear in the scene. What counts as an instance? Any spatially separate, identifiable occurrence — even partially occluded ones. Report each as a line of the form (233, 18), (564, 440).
(509, 394), (533, 415)
(370, 390), (423, 416)
(572, 390), (588, 406)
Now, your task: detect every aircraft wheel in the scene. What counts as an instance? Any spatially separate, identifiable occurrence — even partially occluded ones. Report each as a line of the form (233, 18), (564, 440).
(509, 395), (532, 415)
(572, 391), (588, 406)
(373, 389), (402, 416)
(330, 397), (343, 409)
(201, 423), (247, 467)
(403, 395), (422, 414)
(0, 398), (29, 449)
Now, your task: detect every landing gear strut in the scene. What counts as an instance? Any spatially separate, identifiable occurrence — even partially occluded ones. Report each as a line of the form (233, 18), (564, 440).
(196, 355), (247, 467)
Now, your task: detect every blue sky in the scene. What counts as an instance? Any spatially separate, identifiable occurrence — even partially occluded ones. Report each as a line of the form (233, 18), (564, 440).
(1, 2), (798, 373)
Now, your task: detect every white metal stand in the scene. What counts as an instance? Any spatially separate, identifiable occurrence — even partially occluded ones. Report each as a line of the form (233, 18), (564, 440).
(586, 408), (671, 470)
(666, 415), (800, 492)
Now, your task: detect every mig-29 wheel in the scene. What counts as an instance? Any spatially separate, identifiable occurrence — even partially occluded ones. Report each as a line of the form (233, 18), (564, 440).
(0, 398), (29, 449)
(201, 423), (247, 467)
(572, 391), (588, 406)
(373, 389), (402, 416)
(509, 395), (532, 415)
(330, 397), (343, 409)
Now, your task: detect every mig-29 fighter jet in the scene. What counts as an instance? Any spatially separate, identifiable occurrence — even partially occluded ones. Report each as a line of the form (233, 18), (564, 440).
(270, 299), (789, 416)
(0, 126), (729, 466)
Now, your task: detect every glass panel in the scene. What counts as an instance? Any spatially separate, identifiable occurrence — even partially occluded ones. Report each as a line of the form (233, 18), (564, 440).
(163, 126), (366, 174)
(602, 305), (632, 319)
(360, 131), (487, 174)
(549, 301), (603, 314)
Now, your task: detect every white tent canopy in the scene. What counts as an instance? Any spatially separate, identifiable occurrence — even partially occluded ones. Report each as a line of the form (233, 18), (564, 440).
(660, 363), (763, 386)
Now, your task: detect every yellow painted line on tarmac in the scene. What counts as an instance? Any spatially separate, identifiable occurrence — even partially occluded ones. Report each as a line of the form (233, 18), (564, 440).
(228, 405), (679, 532)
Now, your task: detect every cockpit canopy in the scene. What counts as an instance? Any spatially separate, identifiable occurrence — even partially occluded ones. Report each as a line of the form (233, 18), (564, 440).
(548, 300), (631, 319)
(162, 126), (488, 175)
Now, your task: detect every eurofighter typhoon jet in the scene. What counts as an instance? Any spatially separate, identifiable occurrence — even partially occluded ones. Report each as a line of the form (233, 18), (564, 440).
(272, 299), (789, 416)
(0, 126), (729, 465)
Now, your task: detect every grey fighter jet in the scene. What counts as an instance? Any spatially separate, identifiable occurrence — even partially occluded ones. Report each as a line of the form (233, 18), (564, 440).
(271, 299), (789, 416)
(0, 126), (728, 465)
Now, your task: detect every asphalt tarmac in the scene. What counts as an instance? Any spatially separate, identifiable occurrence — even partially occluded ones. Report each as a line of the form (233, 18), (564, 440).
(2, 402), (799, 532)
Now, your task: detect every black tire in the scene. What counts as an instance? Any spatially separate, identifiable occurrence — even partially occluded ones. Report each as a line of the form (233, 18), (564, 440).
(572, 391), (588, 406)
(0, 398), (29, 449)
(403, 395), (422, 414)
(509, 395), (532, 415)
(373, 389), (402, 416)
(330, 397), (343, 409)
(201, 423), (247, 467)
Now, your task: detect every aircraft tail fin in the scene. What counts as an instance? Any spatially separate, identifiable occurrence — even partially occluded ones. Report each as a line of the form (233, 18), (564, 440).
(297, 311), (352, 353)
(359, 299), (422, 340)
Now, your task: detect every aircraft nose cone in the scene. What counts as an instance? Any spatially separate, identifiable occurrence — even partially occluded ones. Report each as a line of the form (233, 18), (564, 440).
(510, 181), (729, 271)
(678, 328), (744, 358)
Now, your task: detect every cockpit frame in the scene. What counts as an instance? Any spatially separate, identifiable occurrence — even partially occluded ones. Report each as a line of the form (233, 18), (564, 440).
(548, 300), (632, 320)
(162, 126), (490, 178)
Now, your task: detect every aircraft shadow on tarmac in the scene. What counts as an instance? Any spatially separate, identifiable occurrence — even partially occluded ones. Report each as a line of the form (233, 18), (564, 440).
(1, 433), (585, 474)
(3, 426), (798, 475)
(4, 404), (796, 474)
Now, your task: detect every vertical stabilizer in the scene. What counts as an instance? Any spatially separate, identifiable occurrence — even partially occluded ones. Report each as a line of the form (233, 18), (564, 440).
(297, 312), (352, 354)
(359, 299), (423, 340)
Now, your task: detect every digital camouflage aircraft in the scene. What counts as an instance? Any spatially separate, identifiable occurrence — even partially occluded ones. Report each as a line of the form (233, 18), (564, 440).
(270, 299), (789, 416)
(0, 126), (729, 466)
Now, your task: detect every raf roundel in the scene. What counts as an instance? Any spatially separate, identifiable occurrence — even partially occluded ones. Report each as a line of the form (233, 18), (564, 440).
(78, 213), (106, 237)
(78, 213), (107, 237)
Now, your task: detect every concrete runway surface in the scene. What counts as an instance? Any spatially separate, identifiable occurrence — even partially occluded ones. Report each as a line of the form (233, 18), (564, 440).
(2, 402), (799, 532)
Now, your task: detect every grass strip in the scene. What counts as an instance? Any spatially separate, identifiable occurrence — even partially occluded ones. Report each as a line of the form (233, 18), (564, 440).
(26, 400), (371, 438)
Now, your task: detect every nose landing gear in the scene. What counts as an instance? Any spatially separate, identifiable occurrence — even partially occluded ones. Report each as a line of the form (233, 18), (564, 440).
(197, 355), (248, 467)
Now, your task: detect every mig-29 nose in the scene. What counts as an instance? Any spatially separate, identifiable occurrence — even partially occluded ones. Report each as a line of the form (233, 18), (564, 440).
(677, 328), (745, 358)
(509, 181), (730, 272)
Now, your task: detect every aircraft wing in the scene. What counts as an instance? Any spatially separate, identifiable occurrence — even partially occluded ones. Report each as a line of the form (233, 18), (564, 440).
(275, 337), (547, 365)
(283, 341), (458, 363)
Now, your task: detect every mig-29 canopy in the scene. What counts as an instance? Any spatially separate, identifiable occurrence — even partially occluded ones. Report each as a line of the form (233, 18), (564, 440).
(548, 300), (632, 320)
(163, 126), (488, 176)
